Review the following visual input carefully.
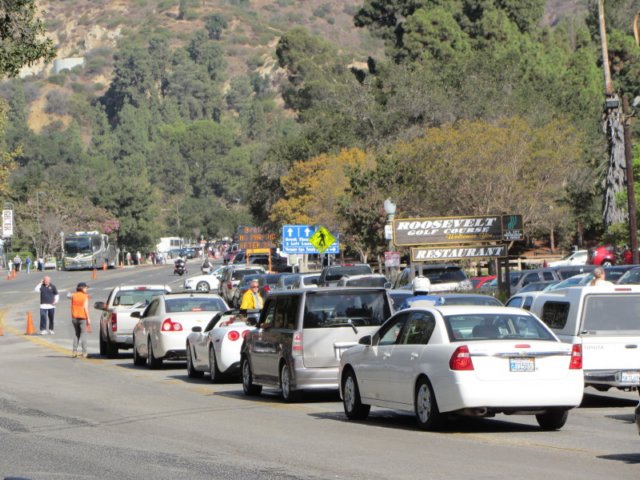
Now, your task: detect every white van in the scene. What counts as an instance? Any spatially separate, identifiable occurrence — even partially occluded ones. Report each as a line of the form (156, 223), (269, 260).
(530, 285), (640, 393)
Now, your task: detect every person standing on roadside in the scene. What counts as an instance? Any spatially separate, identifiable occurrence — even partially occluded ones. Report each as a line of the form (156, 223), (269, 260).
(25, 256), (31, 274)
(70, 282), (91, 358)
(34, 276), (59, 335)
(13, 254), (21, 272)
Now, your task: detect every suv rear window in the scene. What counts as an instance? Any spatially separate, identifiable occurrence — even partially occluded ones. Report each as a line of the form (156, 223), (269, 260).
(582, 294), (640, 332)
(323, 265), (372, 282)
(302, 291), (390, 328)
(232, 269), (263, 280)
(423, 267), (466, 285)
(114, 289), (168, 306)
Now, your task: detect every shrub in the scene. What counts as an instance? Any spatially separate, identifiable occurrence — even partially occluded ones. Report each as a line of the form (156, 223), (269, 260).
(45, 90), (70, 115)
(47, 74), (67, 87)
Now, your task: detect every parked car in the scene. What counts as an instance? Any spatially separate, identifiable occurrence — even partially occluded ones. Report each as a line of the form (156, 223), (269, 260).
(186, 309), (260, 382)
(94, 284), (172, 358)
(232, 273), (277, 307)
(470, 275), (496, 289)
(290, 272), (321, 289)
(516, 280), (560, 294)
(393, 263), (473, 293)
(241, 287), (393, 401)
(504, 292), (543, 310)
(183, 265), (228, 293)
(43, 256), (57, 270)
(276, 273), (302, 290)
(335, 274), (390, 288)
(548, 250), (588, 267)
(318, 264), (373, 287)
(232, 251), (291, 272)
(219, 266), (266, 306)
(339, 305), (584, 430)
(131, 293), (228, 369)
(577, 265), (638, 285)
(438, 293), (503, 306)
(616, 266), (640, 285)
(543, 273), (591, 291)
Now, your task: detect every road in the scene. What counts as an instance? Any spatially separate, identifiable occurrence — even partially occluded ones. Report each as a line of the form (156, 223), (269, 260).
(1, 264), (639, 479)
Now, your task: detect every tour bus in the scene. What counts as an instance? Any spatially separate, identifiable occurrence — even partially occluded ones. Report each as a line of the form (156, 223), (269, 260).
(63, 231), (118, 270)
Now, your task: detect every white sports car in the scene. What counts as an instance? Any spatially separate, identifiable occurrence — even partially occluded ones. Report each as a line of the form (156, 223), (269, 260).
(339, 305), (584, 431)
(183, 266), (228, 293)
(132, 293), (228, 369)
(186, 309), (260, 382)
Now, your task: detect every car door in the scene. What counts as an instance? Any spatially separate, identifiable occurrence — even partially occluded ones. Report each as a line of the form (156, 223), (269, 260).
(193, 316), (218, 368)
(385, 311), (436, 406)
(355, 312), (410, 401)
(136, 298), (160, 357)
(249, 298), (280, 383)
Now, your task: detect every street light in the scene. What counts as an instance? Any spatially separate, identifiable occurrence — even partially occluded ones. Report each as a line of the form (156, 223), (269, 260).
(383, 199), (397, 278)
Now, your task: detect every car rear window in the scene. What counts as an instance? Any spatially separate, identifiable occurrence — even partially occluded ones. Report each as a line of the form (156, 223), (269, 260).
(345, 276), (388, 287)
(303, 291), (390, 328)
(445, 313), (555, 341)
(582, 294), (640, 332)
(166, 297), (227, 313)
(114, 289), (168, 306)
(323, 265), (372, 282)
(232, 269), (263, 281)
(423, 267), (466, 285)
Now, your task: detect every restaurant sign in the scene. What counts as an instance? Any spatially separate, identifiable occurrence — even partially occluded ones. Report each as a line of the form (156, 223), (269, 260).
(393, 214), (523, 246)
(411, 245), (507, 262)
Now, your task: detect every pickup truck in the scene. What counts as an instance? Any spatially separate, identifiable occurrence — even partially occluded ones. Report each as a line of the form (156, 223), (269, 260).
(530, 284), (640, 395)
(94, 285), (171, 358)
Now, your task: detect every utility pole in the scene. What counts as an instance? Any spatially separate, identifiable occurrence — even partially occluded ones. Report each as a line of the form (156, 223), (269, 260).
(598, 0), (627, 228)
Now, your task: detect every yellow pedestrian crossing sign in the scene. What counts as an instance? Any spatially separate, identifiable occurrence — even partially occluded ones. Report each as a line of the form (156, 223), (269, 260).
(309, 226), (335, 254)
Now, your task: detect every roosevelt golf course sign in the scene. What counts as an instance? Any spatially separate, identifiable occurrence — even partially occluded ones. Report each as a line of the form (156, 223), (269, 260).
(392, 214), (523, 246)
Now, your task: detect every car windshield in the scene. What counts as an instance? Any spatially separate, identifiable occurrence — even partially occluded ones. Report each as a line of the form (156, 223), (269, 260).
(165, 297), (227, 313)
(445, 313), (555, 342)
(440, 295), (502, 306)
(303, 291), (390, 328)
(618, 269), (640, 284)
(114, 289), (168, 306)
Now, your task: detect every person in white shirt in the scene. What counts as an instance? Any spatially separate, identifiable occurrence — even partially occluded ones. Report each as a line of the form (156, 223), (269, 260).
(590, 267), (613, 286)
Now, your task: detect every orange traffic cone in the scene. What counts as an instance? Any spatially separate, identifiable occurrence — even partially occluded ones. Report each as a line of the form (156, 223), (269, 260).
(25, 312), (35, 335)
(92, 268), (97, 280)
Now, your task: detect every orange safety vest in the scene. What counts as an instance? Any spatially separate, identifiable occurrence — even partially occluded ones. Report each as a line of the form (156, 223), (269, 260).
(71, 291), (89, 319)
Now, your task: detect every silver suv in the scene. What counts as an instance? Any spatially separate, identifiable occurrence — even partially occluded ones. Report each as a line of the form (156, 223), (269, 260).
(393, 264), (472, 292)
(241, 288), (393, 402)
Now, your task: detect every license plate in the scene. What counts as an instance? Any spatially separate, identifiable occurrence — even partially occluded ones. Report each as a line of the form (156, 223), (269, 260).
(620, 371), (640, 384)
(509, 357), (535, 372)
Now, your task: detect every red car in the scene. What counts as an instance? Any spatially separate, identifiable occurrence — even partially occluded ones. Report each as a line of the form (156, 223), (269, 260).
(588, 245), (639, 266)
(470, 275), (496, 289)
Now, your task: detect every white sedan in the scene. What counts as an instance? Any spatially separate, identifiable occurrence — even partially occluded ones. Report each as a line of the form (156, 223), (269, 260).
(339, 305), (584, 431)
(183, 266), (227, 293)
(132, 293), (228, 369)
(186, 309), (260, 382)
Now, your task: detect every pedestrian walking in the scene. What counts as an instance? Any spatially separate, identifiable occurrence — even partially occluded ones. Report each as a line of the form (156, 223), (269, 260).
(13, 254), (21, 272)
(70, 282), (91, 358)
(34, 276), (59, 335)
(25, 256), (31, 274)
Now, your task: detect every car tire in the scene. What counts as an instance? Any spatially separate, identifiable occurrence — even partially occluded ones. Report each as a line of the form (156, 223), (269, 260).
(147, 338), (163, 369)
(196, 281), (210, 293)
(106, 334), (118, 359)
(209, 346), (223, 383)
(536, 408), (569, 431)
(280, 362), (301, 403)
(242, 357), (262, 396)
(414, 377), (442, 430)
(342, 369), (370, 420)
(99, 330), (107, 356)
(186, 343), (203, 379)
(132, 335), (145, 366)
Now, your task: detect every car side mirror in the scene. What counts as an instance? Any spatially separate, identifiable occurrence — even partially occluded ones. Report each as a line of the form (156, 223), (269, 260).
(358, 335), (372, 346)
(93, 301), (106, 311)
(131, 311), (141, 318)
(191, 326), (202, 333)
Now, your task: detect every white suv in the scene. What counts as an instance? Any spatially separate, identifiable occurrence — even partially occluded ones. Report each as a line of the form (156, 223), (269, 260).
(393, 264), (472, 292)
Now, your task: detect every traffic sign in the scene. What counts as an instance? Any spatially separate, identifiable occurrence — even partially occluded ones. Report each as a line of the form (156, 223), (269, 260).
(282, 225), (339, 254)
(309, 226), (335, 254)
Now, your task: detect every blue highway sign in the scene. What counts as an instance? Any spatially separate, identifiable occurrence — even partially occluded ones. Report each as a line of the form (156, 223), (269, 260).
(282, 225), (339, 254)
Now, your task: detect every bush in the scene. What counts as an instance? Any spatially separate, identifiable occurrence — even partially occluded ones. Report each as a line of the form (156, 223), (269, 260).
(47, 74), (67, 87)
(45, 90), (70, 115)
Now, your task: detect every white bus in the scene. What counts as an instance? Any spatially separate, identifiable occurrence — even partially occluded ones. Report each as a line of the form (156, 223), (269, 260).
(156, 237), (182, 255)
(63, 231), (118, 270)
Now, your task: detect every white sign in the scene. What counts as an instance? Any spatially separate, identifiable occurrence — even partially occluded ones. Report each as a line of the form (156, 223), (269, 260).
(2, 209), (13, 238)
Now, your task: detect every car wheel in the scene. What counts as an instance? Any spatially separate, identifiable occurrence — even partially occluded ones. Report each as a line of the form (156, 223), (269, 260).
(536, 408), (569, 431)
(196, 281), (210, 293)
(342, 369), (370, 420)
(280, 362), (301, 403)
(602, 260), (613, 267)
(99, 330), (107, 356)
(147, 338), (163, 369)
(241, 357), (262, 396)
(186, 343), (203, 379)
(132, 335), (145, 366)
(209, 346), (223, 383)
(106, 334), (118, 359)
(414, 377), (442, 430)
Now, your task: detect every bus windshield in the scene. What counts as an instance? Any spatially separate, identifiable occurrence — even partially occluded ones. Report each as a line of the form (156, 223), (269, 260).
(65, 237), (94, 255)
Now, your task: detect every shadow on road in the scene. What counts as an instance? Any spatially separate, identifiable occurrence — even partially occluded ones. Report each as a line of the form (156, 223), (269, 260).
(598, 453), (640, 464)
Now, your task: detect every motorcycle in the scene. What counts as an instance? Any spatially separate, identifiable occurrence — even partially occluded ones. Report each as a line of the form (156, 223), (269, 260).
(174, 259), (187, 276)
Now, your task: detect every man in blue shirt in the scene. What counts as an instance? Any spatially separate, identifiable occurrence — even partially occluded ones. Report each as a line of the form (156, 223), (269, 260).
(399, 276), (443, 309)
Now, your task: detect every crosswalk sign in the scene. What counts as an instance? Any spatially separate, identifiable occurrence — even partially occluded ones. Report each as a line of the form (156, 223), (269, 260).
(309, 226), (335, 254)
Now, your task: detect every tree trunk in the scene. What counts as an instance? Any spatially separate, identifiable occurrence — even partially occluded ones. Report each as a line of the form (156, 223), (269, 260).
(603, 108), (627, 227)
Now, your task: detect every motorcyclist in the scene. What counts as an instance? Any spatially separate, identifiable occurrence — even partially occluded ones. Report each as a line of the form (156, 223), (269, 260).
(174, 257), (187, 275)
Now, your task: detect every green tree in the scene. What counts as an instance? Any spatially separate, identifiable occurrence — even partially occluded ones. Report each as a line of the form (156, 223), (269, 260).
(205, 13), (227, 40)
(0, 0), (56, 78)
